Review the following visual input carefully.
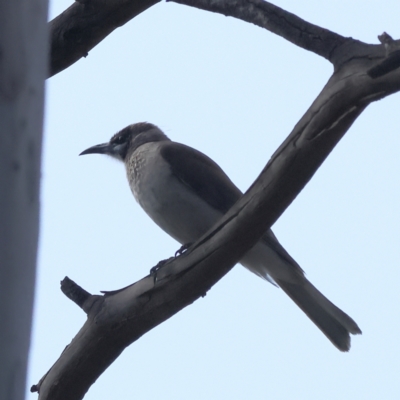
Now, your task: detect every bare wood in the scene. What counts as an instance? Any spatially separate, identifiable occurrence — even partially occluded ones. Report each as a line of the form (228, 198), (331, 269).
(34, 20), (400, 396)
(42, 0), (400, 399)
(61, 277), (92, 309)
(171, 0), (390, 71)
(171, 0), (349, 60)
(49, 0), (160, 77)
(368, 32), (400, 78)
(49, 0), (381, 78)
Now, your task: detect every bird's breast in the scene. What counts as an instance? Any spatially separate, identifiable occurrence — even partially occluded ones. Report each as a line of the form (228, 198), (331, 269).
(125, 142), (223, 244)
(126, 146), (147, 200)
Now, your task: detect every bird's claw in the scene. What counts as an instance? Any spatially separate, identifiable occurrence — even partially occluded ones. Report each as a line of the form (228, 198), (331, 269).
(150, 259), (170, 276)
(150, 244), (193, 283)
(175, 242), (193, 257)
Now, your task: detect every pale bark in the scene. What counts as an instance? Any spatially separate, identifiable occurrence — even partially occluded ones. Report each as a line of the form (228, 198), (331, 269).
(0, 1), (48, 400)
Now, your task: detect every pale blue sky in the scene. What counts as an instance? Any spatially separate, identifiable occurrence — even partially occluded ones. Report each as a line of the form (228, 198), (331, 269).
(28, 1), (400, 399)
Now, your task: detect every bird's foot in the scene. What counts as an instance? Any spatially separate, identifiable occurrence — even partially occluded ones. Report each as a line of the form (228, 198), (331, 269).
(150, 258), (171, 276)
(175, 242), (193, 257)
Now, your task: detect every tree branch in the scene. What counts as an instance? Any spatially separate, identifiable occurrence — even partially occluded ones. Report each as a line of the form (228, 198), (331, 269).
(42, 1), (400, 398)
(49, 0), (389, 77)
(170, 0), (349, 60)
(33, 27), (400, 395)
(170, 0), (390, 69)
(49, 0), (160, 77)
(368, 32), (400, 78)
(61, 277), (92, 309)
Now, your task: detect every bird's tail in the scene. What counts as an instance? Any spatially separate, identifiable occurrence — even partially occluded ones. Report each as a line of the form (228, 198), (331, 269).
(241, 232), (361, 351)
(275, 277), (361, 351)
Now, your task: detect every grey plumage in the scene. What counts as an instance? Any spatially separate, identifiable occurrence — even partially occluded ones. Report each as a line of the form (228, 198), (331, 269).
(80, 122), (361, 351)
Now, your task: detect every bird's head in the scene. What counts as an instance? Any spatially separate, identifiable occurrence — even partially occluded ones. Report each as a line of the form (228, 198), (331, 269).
(80, 122), (169, 161)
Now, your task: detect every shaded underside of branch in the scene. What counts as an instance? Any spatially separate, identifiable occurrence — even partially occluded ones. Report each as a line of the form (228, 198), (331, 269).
(49, 0), (160, 76)
(39, 1), (400, 399)
(49, 0), (375, 76)
(171, 0), (348, 60)
(35, 49), (400, 399)
(171, 0), (387, 69)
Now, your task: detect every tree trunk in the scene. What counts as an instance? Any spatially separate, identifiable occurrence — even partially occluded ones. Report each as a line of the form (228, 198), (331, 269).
(0, 1), (48, 399)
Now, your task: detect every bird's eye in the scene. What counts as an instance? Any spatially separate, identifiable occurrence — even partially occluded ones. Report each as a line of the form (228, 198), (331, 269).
(114, 136), (125, 145)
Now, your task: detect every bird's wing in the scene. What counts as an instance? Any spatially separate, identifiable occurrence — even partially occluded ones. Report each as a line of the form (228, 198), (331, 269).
(161, 142), (302, 268)
(160, 142), (243, 214)
(160, 142), (363, 349)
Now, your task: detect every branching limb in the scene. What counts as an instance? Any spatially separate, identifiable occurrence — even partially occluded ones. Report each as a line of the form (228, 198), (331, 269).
(33, 33), (400, 396)
(49, 0), (160, 76)
(170, 0), (349, 60)
(49, 0), (389, 77)
(368, 32), (400, 78)
(42, 1), (400, 399)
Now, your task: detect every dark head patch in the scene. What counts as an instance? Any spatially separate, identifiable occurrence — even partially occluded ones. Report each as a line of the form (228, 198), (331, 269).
(108, 122), (170, 160)
(110, 122), (157, 146)
(110, 122), (156, 148)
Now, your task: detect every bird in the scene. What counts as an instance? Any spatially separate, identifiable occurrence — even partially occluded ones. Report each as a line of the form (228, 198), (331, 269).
(80, 122), (361, 351)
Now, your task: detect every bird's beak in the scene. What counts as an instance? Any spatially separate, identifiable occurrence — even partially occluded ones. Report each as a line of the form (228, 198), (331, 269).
(79, 143), (111, 156)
